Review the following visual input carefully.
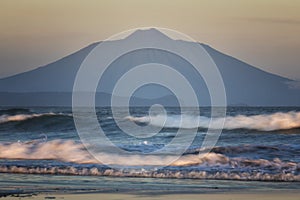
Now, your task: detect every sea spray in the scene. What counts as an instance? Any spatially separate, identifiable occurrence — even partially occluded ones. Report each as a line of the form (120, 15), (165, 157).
(126, 111), (300, 131)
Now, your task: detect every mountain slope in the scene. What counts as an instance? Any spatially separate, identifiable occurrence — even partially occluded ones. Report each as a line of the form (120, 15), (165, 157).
(0, 29), (299, 106)
(0, 43), (99, 92)
(202, 44), (298, 106)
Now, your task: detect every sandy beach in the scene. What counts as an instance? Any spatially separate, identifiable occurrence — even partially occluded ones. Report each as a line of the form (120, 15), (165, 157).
(3, 190), (300, 200)
(1, 173), (300, 200)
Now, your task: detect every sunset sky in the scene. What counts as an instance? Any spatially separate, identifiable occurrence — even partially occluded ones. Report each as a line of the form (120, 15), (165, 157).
(0, 0), (299, 80)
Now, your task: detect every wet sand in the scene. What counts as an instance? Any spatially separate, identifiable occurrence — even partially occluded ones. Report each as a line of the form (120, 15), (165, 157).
(3, 190), (300, 200)
(1, 174), (300, 200)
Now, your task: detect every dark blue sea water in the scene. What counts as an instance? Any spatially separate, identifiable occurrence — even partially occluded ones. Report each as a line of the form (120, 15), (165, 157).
(0, 107), (300, 193)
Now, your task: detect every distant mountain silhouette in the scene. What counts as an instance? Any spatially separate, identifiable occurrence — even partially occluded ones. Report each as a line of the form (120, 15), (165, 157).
(0, 28), (299, 106)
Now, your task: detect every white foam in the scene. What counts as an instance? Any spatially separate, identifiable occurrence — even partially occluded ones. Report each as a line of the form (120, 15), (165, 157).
(0, 140), (96, 164)
(0, 163), (299, 181)
(0, 140), (298, 170)
(0, 139), (299, 181)
(126, 111), (300, 131)
(0, 113), (72, 124)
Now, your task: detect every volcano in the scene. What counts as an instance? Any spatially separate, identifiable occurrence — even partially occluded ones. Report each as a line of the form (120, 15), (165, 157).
(0, 28), (299, 106)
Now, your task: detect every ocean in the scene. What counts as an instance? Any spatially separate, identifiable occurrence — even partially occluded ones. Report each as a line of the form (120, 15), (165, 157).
(0, 106), (300, 193)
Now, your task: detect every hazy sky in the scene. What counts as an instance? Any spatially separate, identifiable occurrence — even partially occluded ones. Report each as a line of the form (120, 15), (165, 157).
(0, 0), (299, 80)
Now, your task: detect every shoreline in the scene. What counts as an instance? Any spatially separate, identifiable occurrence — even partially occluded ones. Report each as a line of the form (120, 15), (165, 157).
(2, 189), (300, 200)
(1, 173), (300, 199)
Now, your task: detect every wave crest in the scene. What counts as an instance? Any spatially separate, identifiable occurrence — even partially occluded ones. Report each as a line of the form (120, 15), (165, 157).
(126, 111), (300, 131)
(0, 113), (72, 124)
(0, 140), (299, 181)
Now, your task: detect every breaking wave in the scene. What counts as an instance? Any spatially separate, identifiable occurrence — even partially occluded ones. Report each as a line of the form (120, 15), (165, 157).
(0, 140), (299, 181)
(126, 111), (300, 131)
(0, 165), (299, 181)
(0, 140), (95, 164)
(0, 113), (72, 124)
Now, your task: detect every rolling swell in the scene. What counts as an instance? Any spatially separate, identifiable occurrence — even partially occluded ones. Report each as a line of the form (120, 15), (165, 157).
(126, 111), (300, 131)
(0, 108), (31, 115)
(0, 112), (74, 133)
(186, 144), (300, 156)
(0, 113), (73, 124)
(0, 140), (299, 181)
(1, 107), (300, 182)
